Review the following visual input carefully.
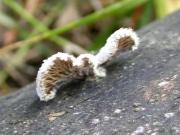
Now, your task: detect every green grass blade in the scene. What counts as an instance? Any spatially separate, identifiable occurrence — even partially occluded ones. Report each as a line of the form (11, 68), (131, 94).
(1, 0), (148, 53)
(153, 0), (167, 18)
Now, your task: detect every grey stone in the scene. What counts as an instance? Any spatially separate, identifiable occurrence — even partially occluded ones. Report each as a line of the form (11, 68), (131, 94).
(1, 11), (180, 135)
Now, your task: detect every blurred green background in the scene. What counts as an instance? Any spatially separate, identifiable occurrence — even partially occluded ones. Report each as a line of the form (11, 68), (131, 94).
(0, 0), (180, 95)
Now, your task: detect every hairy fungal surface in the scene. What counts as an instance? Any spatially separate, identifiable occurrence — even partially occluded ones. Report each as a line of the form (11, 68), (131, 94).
(95, 28), (139, 65)
(36, 28), (139, 101)
(36, 53), (97, 101)
(36, 53), (77, 101)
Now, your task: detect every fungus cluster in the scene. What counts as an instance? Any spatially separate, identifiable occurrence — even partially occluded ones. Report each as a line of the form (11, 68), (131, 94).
(36, 28), (139, 101)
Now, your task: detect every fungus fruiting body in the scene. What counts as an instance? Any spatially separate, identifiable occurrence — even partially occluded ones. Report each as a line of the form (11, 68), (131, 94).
(36, 28), (139, 101)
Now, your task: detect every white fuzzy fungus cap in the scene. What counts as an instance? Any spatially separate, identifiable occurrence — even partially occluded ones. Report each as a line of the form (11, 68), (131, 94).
(95, 28), (139, 65)
(36, 52), (76, 101)
(75, 54), (97, 67)
(76, 54), (106, 77)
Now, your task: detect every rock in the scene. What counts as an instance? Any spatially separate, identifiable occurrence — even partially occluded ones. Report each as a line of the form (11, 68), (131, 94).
(1, 11), (180, 135)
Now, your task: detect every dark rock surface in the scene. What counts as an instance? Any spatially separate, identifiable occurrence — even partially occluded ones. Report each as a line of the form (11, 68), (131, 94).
(1, 11), (180, 135)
